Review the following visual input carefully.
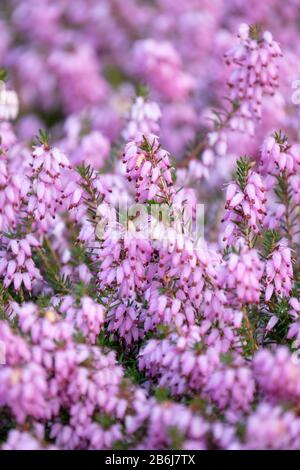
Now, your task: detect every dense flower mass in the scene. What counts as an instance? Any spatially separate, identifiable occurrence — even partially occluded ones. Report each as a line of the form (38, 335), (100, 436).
(224, 23), (282, 130)
(1, 0), (300, 452)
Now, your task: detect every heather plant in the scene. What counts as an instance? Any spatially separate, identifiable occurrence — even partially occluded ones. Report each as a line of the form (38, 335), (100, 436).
(1, 0), (300, 451)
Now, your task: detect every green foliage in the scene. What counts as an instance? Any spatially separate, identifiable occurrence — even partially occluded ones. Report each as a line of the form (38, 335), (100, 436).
(123, 359), (146, 385)
(249, 24), (263, 42)
(34, 239), (72, 295)
(79, 116), (92, 138)
(0, 407), (15, 443)
(236, 421), (247, 441)
(171, 167), (177, 183)
(2, 224), (28, 240)
(0, 68), (8, 82)
(33, 128), (50, 147)
(167, 426), (184, 450)
(76, 163), (103, 225)
(97, 330), (146, 385)
(36, 294), (53, 309)
(273, 129), (288, 147)
(156, 323), (170, 339)
(97, 330), (120, 349)
(37, 108), (64, 131)
(220, 352), (234, 365)
(139, 134), (158, 154)
(273, 172), (295, 244)
(104, 65), (127, 89)
(274, 174), (292, 203)
(239, 306), (259, 358)
(136, 83), (149, 98)
(112, 440), (129, 450)
(235, 156), (254, 190)
(76, 162), (95, 181)
(263, 297), (292, 345)
(59, 407), (70, 426)
(0, 287), (8, 320)
(263, 229), (280, 257)
(155, 387), (171, 403)
(94, 412), (116, 430)
(193, 341), (206, 354)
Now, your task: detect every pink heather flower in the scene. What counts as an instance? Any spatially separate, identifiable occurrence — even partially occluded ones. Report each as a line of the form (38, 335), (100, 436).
(260, 134), (300, 177)
(122, 96), (161, 141)
(0, 84), (19, 121)
(16, 303), (73, 351)
(289, 174), (300, 204)
(17, 114), (44, 141)
(204, 357), (255, 420)
(12, 0), (62, 45)
(253, 347), (300, 404)
(123, 133), (174, 203)
(0, 153), (30, 231)
(243, 403), (300, 450)
(139, 326), (221, 396)
(78, 220), (97, 244)
(0, 361), (48, 424)
(185, 130), (228, 182)
(3, 0), (300, 452)
(65, 296), (105, 344)
(143, 284), (196, 331)
(265, 238), (293, 301)
(132, 39), (195, 101)
(211, 421), (239, 450)
(3, 301), (144, 449)
(263, 203), (285, 229)
(8, 47), (57, 110)
(206, 130), (228, 160)
(287, 297), (300, 342)
(107, 300), (144, 345)
(0, 234), (42, 291)
(202, 287), (243, 328)
(0, 121), (17, 150)
(128, 399), (209, 450)
(71, 130), (110, 169)
(2, 430), (56, 450)
(27, 144), (82, 230)
(77, 263), (93, 284)
(92, 171), (133, 207)
(49, 44), (107, 113)
(160, 102), (197, 156)
(0, 320), (31, 365)
(84, 423), (124, 451)
(225, 24), (282, 131)
(218, 245), (264, 304)
(222, 169), (267, 246)
(98, 227), (152, 300)
(265, 315), (279, 332)
(154, 232), (218, 306)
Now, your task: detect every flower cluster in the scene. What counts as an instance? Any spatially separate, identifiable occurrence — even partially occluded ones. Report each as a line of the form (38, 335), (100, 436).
(265, 239), (293, 301)
(222, 160), (267, 246)
(225, 23), (282, 131)
(139, 326), (221, 396)
(1, 0), (300, 451)
(253, 347), (300, 404)
(0, 152), (29, 231)
(123, 134), (174, 204)
(132, 39), (195, 101)
(260, 133), (300, 178)
(122, 97), (161, 141)
(28, 143), (82, 230)
(218, 245), (264, 304)
(0, 235), (42, 291)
